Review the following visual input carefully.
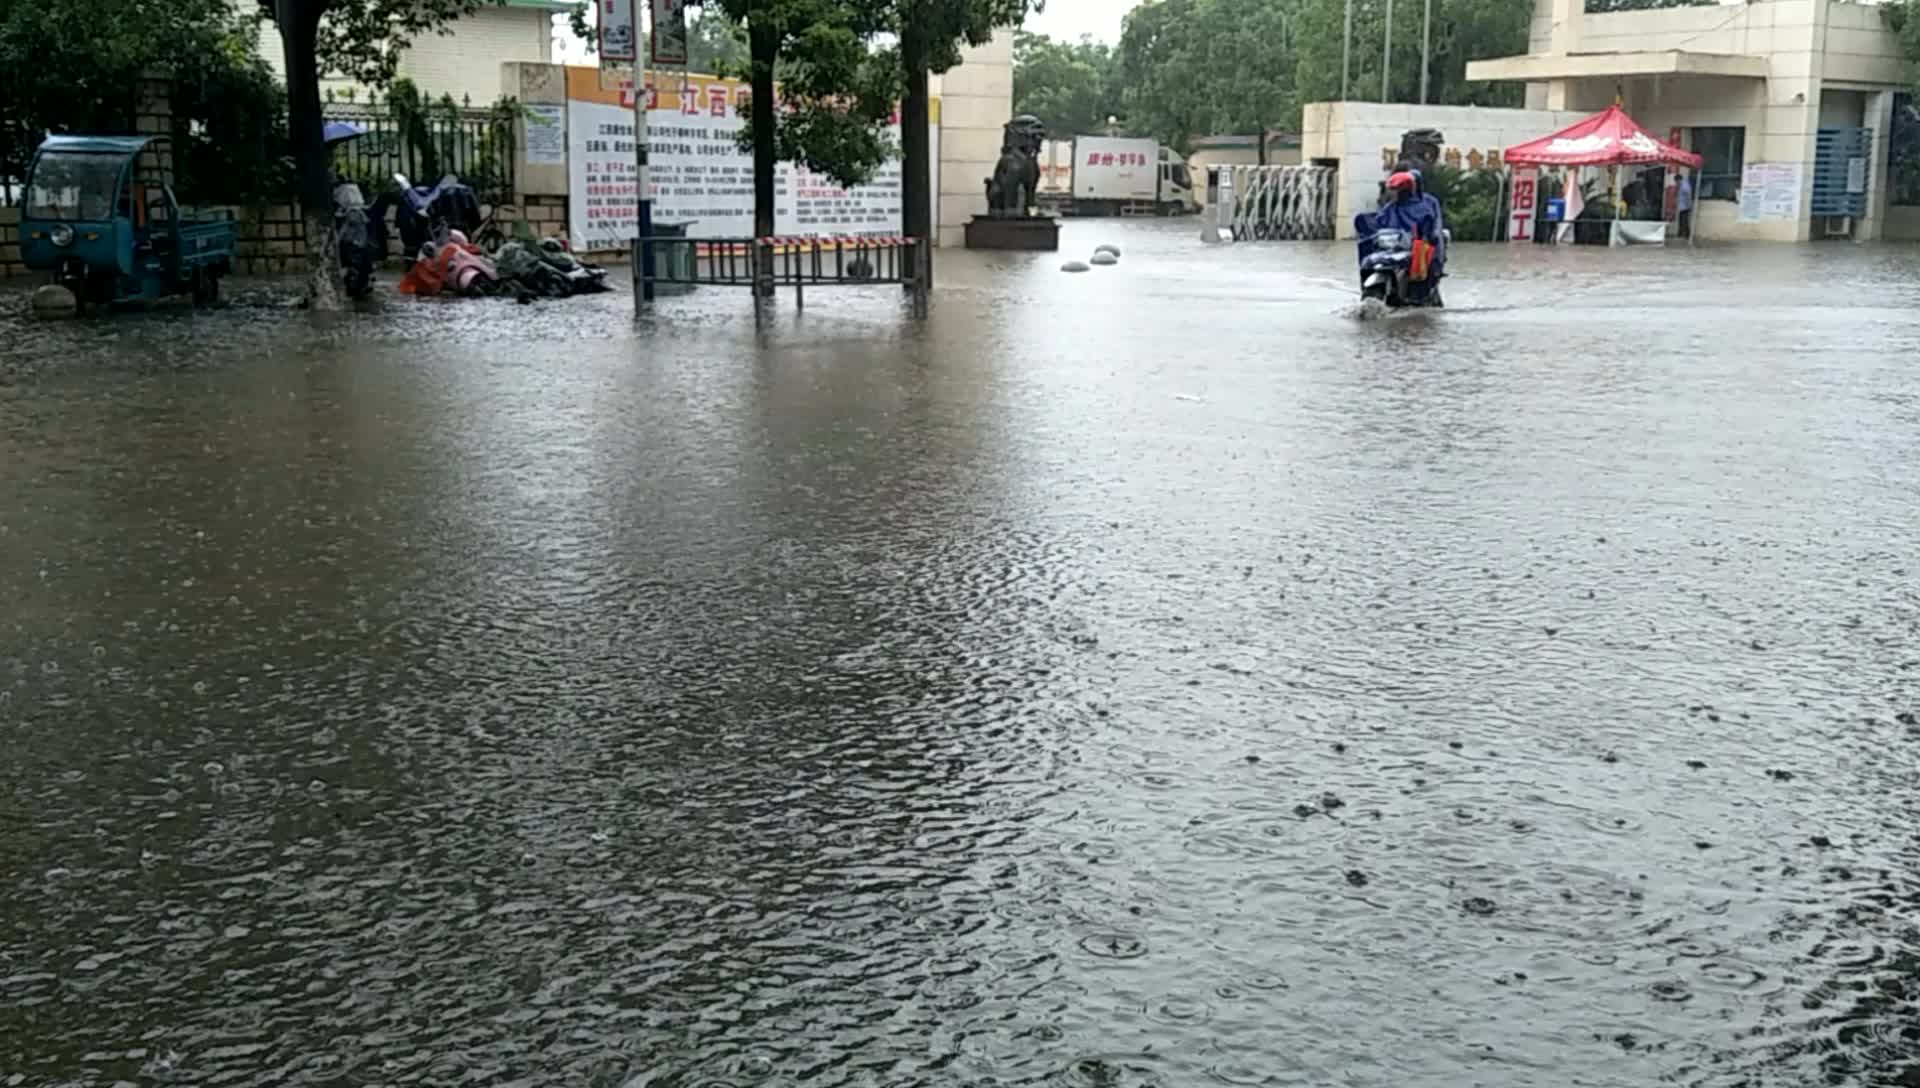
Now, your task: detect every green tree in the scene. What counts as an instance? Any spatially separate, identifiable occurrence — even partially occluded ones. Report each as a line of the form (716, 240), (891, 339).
(1116, 0), (1299, 152)
(1012, 30), (1116, 138)
(1289, 0), (1525, 109)
(262, 0), (504, 308)
(1110, 0), (1528, 151)
(687, 3), (750, 74)
(0, 0), (286, 200)
(704, 0), (896, 244)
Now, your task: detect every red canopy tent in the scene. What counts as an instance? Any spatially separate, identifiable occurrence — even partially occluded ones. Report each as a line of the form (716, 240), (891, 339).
(1503, 105), (1702, 244)
(1504, 104), (1702, 168)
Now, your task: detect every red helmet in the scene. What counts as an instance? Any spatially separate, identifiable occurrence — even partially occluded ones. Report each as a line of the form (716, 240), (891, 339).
(1386, 171), (1417, 191)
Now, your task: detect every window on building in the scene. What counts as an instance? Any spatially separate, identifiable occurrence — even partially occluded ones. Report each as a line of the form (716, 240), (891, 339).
(1693, 127), (1745, 201)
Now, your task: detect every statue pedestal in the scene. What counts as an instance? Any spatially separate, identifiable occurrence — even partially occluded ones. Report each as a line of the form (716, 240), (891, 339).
(965, 214), (1060, 251)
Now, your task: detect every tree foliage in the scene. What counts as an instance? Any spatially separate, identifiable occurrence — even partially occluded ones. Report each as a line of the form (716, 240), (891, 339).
(704, 0), (896, 191)
(687, 4), (752, 74)
(1289, 0), (1527, 111)
(1016, 0), (1529, 152)
(1111, 0), (1302, 152)
(0, 0), (288, 199)
(1012, 30), (1116, 138)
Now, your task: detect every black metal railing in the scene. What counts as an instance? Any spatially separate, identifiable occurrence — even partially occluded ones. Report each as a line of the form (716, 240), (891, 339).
(633, 235), (930, 314)
(323, 103), (517, 206)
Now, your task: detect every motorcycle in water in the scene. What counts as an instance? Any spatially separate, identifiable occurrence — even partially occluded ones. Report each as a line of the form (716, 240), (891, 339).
(333, 180), (377, 299)
(1354, 213), (1447, 309)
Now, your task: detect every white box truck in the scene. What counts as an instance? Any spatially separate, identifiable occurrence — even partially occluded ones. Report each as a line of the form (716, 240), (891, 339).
(1038, 139), (1074, 199)
(1048, 135), (1198, 217)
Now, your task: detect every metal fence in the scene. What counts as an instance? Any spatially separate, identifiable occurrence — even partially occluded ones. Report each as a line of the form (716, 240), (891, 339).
(634, 235), (930, 314)
(323, 103), (517, 206)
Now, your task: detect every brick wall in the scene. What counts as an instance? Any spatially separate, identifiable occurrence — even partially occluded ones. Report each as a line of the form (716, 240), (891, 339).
(520, 193), (567, 240)
(0, 208), (21, 282)
(230, 203), (308, 276)
(0, 203), (307, 283)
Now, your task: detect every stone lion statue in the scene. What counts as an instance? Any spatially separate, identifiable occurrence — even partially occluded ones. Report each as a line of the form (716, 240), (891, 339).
(985, 114), (1047, 216)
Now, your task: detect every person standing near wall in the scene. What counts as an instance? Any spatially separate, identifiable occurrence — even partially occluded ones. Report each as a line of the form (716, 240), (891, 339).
(1676, 170), (1694, 239)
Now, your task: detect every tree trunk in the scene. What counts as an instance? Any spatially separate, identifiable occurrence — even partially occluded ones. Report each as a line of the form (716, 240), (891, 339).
(749, 27), (777, 239)
(900, 31), (933, 286)
(749, 24), (776, 295)
(276, 0), (342, 310)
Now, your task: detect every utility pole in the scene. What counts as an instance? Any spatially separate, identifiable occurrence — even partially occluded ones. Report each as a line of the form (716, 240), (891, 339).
(634, 2), (654, 302)
(1419, 0), (1433, 104)
(1342, 0), (1352, 100)
(1381, 0), (1393, 102)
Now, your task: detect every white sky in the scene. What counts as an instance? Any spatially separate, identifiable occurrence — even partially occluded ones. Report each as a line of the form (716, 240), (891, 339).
(1025, 0), (1142, 43)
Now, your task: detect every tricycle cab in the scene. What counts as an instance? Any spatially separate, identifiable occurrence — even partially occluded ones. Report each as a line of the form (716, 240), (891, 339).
(18, 134), (234, 308)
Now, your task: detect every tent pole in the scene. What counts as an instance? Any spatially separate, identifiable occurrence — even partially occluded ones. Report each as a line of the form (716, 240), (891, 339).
(1504, 168), (1514, 242)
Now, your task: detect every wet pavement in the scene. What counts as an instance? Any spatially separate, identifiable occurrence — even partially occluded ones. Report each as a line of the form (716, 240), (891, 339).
(2, 221), (1919, 1087)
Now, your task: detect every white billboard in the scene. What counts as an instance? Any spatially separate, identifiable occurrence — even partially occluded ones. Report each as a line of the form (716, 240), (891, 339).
(565, 70), (939, 251)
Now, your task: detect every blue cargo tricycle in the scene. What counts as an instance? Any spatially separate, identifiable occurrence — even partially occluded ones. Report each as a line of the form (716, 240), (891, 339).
(18, 135), (237, 310)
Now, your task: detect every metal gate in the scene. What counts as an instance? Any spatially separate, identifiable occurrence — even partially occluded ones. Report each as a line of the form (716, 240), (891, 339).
(1812, 126), (1871, 224)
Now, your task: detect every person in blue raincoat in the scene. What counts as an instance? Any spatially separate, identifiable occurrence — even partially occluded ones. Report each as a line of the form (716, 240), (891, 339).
(1355, 171), (1444, 300)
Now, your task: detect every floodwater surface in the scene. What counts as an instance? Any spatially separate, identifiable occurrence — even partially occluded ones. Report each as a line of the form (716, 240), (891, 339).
(2, 223), (1919, 1087)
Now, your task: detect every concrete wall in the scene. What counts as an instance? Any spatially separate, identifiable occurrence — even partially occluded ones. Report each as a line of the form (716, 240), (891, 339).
(504, 61), (569, 202)
(1301, 101), (1583, 237)
(933, 30), (1015, 248)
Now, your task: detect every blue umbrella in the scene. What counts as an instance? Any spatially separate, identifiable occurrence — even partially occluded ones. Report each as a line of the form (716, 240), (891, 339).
(323, 121), (367, 145)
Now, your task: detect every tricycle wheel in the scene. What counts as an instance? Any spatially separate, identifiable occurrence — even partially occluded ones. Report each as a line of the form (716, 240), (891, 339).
(59, 276), (88, 315)
(192, 270), (221, 307)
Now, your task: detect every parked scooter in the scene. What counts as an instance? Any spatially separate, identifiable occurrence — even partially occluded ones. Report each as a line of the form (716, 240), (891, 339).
(376, 173), (481, 259)
(484, 234), (610, 299)
(398, 230), (503, 298)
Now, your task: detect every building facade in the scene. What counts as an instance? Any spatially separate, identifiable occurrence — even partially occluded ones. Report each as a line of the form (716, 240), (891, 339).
(1467, 0), (1912, 241)
(256, 0), (567, 107)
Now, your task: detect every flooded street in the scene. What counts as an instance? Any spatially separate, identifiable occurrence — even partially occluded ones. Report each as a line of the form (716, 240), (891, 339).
(3, 221), (1919, 1087)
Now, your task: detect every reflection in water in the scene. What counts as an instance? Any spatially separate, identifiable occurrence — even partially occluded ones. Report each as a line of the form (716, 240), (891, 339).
(2, 225), (1919, 1086)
